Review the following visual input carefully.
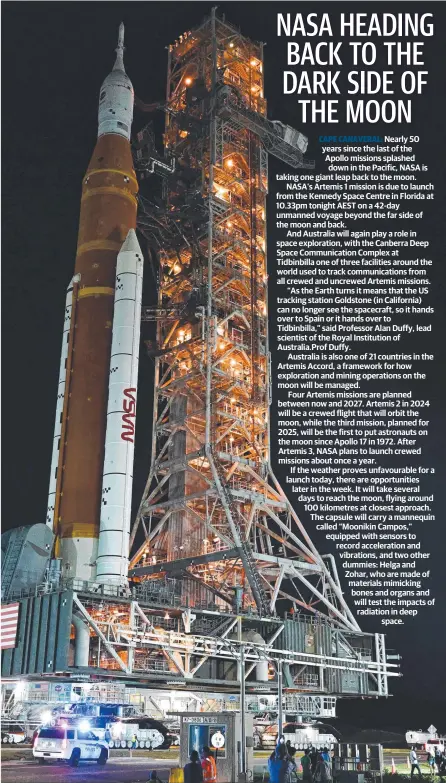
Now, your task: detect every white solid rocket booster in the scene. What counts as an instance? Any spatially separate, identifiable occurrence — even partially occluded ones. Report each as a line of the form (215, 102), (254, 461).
(46, 274), (80, 529)
(95, 229), (143, 585)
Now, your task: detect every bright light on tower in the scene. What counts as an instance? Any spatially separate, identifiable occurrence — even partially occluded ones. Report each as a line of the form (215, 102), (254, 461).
(78, 719), (91, 732)
(14, 681), (25, 698)
(40, 710), (52, 725)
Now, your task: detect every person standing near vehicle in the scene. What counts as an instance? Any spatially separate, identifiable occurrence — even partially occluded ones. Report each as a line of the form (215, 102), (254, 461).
(268, 744), (289, 783)
(410, 748), (422, 778)
(201, 746), (217, 783)
(184, 750), (204, 783)
(287, 746), (298, 781)
(301, 749), (313, 783)
(427, 751), (435, 776)
(310, 748), (319, 777)
(315, 753), (332, 783)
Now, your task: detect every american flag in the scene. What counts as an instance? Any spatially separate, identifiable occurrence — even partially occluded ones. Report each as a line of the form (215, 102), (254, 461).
(1, 603), (20, 649)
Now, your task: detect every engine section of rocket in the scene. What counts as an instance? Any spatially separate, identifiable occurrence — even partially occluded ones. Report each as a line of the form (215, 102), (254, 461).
(46, 25), (139, 581)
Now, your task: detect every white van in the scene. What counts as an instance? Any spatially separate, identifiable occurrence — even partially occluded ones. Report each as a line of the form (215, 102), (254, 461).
(33, 726), (109, 766)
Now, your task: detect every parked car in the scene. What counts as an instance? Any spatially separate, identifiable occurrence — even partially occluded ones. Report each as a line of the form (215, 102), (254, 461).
(33, 726), (109, 766)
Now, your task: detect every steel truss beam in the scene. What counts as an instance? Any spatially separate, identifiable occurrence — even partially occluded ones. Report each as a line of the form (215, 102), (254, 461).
(68, 597), (399, 691)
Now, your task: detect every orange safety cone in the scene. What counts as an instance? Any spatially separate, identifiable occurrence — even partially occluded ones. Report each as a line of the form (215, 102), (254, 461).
(391, 758), (397, 775)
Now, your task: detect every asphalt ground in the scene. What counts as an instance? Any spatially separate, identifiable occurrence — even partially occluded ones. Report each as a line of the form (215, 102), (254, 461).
(1, 748), (435, 782)
(1, 757), (172, 783)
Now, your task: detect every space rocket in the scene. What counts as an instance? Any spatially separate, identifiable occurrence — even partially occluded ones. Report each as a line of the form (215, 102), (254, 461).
(46, 25), (143, 585)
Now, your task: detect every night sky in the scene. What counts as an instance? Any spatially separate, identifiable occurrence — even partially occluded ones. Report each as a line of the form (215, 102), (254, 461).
(2, 2), (445, 730)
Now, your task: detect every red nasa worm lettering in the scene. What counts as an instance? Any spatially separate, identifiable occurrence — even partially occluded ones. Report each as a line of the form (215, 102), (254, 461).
(121, 388), (136, 442)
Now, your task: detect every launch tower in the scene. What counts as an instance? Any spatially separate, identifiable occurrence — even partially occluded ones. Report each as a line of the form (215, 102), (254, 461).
(2, 13), (397, 708)
(131, 11), (356, 631)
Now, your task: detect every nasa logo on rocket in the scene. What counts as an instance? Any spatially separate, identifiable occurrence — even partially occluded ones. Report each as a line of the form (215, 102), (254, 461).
(122, 388), (137, 443)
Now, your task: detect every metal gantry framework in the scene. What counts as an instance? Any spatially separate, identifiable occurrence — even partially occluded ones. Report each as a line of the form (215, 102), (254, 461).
(2, 576), (399, 697)
(130, 11), (357, 632)
(68, 584), (395, 695)
(0, 13), (399, 706)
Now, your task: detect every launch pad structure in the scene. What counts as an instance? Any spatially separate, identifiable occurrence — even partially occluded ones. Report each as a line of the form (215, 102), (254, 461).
(2, 10), (399, 719)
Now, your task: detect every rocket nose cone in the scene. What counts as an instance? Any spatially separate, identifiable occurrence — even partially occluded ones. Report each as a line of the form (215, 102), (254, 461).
(120, 229), (142, 255)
